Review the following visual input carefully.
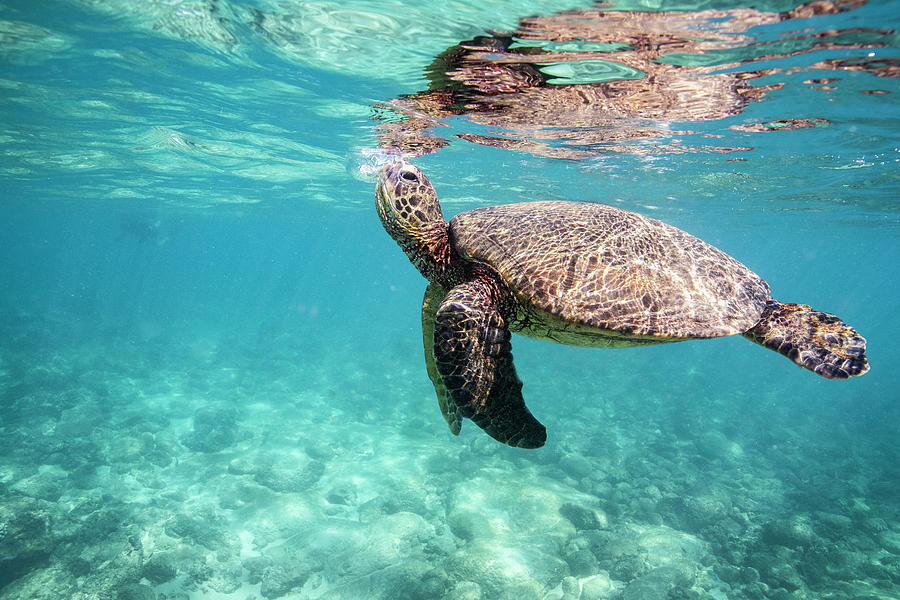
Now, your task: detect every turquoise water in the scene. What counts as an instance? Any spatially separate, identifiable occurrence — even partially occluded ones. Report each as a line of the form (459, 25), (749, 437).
(1, 0), (899, 598)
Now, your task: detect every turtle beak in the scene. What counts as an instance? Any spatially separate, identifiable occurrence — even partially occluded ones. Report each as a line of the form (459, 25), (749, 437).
(375, 160), (409, 214)
(375, 163), (400, 224)
(375, 178), (391, 221)
(378, 160), (404, 187)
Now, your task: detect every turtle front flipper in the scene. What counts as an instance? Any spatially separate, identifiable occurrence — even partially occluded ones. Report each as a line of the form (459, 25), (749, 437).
(743, 299), (869, 379)
(433, 278), (547, 448)
(422, 282), (463, 435)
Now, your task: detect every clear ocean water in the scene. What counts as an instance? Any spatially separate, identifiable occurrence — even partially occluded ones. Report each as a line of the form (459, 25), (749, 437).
(1, 0), (898, 598)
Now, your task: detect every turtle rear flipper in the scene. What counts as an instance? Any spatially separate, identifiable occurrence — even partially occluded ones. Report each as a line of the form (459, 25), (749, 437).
(743, 299), (869, 379)
(433, 279), (546, 448)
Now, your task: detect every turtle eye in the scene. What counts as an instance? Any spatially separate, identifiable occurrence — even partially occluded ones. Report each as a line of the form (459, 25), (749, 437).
(400, 169), (419, 184)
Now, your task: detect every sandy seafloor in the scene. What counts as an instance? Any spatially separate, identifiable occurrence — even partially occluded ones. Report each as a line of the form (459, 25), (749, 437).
(2, 0), (900, 598)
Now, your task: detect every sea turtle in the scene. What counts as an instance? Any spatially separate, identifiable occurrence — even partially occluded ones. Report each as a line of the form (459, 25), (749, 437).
(375, 162), (869, 448)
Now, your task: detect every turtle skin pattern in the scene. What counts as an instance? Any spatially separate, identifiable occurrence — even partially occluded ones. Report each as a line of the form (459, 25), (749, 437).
(421, 282), (463, 435)
(743, 299), (869, 379)
(432, 273), (546, 448)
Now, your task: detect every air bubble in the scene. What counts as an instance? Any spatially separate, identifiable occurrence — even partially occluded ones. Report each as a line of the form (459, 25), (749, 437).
(346, 147), (403, 181)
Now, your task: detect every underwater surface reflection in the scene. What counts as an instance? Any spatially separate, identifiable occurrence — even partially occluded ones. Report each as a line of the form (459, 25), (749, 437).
(377, 0), (898, 159)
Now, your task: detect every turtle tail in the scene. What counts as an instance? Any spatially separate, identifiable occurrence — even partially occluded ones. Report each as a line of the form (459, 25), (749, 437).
(742, 299), (869, 379)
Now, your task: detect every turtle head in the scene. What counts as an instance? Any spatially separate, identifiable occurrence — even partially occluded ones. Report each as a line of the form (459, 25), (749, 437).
(376, 161), (455, 282)
(375, 161), (444, 236)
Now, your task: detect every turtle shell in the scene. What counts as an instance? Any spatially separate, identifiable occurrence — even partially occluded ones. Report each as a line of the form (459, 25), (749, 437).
(448, 201), (770, 341)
